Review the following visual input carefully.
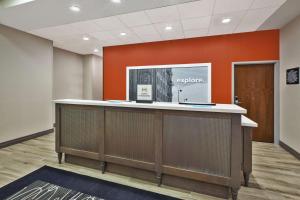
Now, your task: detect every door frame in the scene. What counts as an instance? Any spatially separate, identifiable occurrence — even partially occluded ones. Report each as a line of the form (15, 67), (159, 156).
(231, 60), (280, 144)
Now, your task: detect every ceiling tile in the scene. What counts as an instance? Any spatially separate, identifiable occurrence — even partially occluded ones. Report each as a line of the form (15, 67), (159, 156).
(251, 0), (286, 9)
(161, 32), (185, 40)
(182, 16), (211, 31)
(108, 29), (142, 45)
(146, 5), (180, 23)
(53, 34), (99, 48)
(132, 25), (160, 37)
(53, 41), (75, 53)
(109, 29), (135, 38)
(178, 0), (214, 19)
(118, 11), (152, 27)
(100, 39), (122, 47)
(51, 24), (83, 36)
(93, 16), (126, 31)
(131, 24), (162, 43)
(31, 24), (81, 39)
(140, 34), (163, 43)
(70, 21), (102, 34)
(154, 21), (183, 35)
(184, 28), (208, 38)
(106, 36), (142, 46)
(123, 37), (143, 45)
(52, 34), (83, 43)
(154, 21), (184, 40)
(235, 7), (279, 33)
(214, 0), (254, 14)
(89, 31), (117, 41)
(30, 29), (53, 40)
(54, 41), (103, 56)
(209, 11), (245, 35)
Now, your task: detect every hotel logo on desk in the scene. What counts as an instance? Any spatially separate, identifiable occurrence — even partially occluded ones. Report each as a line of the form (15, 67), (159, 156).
(137, 84), (152, 103)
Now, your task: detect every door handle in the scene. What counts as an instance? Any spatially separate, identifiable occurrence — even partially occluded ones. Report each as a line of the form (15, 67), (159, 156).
(234, 96), (242, 105)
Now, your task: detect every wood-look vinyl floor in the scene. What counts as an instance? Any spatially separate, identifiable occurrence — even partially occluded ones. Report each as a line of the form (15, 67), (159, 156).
(0, 133), (299, 200)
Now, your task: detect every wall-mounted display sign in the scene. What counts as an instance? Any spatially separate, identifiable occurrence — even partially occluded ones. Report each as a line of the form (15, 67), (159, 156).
(286, 67), (299, 85)
(126, 63), (211, 103)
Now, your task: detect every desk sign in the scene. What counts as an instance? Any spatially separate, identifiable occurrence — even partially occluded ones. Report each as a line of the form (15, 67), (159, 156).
(137, 84), (152, 101)
(286, 67), (299, 85)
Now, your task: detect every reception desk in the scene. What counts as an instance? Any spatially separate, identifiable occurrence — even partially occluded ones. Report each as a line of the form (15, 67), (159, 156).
(54, 100), (252, 200)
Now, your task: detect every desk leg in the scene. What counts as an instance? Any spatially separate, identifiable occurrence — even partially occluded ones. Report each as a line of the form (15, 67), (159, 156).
(232, 188), (239, 200)
(157, 174), (162, 186)
(58, 153), (62, 164)
(243, 127), (252, 187)
(100, 161), (106, 174)
(244, 172), (250, 187)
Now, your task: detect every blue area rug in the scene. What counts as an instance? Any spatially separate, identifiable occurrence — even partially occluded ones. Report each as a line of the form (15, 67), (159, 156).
(0, 166), (179, 200)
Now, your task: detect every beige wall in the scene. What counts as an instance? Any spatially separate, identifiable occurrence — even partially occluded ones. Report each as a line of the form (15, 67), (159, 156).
(83, 55), (103, 100)
(92, 56), (103, 100)
(280, 15), (300, 153)
(53, 50), (102, 101)
(53, 47), (83, 99)
(0, 24), (53, 143)
(0, 24), (103, 143)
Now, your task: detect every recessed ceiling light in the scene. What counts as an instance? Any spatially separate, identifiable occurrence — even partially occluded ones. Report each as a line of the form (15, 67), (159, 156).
(222, 18), (231, 24)
(111, 0), (122, 3)
(165, 26), (173, 31)
(94, 48), (99, 53)
(82, 36), (90, 41)
(69, 5), (80, 12)
(120, 32), (127, 36)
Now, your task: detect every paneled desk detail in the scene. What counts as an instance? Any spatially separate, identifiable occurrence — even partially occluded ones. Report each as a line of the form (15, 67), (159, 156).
(241, 115), (258, 186)
(54, 100), (251, 200)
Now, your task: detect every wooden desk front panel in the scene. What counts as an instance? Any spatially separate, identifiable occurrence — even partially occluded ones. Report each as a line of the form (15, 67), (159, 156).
(104, 108), (156, 165)
(59, 105), (104, 158)
(163, 111), (232, 177)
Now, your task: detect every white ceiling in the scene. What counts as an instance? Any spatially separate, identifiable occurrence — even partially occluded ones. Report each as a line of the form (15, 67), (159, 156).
(0, 0), (288, 56)
(259, 0), (300, 31)
(0, 0), (197, 30)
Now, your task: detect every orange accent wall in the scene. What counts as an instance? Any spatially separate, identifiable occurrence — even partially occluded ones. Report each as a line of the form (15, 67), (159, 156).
(103, 30), (279, 103)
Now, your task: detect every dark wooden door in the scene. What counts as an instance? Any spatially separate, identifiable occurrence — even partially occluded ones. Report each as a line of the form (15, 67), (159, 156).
(235, 64), (274, 143)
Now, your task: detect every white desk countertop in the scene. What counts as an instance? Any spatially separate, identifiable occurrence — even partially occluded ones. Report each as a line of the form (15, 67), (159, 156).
(242, 115), (258, 128)
(54, 99), (257, 127)
(54, 99), (247, 114)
